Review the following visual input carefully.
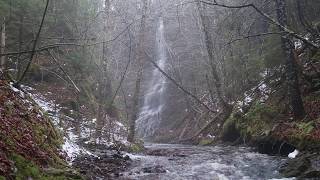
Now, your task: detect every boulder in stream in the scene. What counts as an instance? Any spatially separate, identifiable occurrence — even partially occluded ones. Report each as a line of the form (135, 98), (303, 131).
(280, 153), (320, 179)
(142, 165), (167, 174)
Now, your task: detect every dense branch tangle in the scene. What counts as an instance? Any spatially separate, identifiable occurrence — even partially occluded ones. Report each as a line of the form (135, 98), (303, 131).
(199, 0), (319, 49)
(0, 20), (136, 57)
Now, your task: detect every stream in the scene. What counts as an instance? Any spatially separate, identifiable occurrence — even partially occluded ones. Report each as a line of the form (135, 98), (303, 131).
(25, 78), (295, 180)
(123, 143), (292, 180)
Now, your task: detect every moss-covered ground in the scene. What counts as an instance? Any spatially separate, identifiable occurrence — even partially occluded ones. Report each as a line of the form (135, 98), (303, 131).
(0, 79), (83, 179)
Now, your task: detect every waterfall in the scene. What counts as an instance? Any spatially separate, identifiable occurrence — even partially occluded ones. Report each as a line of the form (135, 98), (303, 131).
(137, 17), (167, 138)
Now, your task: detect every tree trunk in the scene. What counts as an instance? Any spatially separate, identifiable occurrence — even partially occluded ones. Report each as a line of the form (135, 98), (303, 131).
(1, 18), (6, 73)
(95, 0), (113, 140)
(17, 12), (24, 78)
(197, 2), (231, 112)
(127, 69), (143, 142)
(185, 1), (233, 140)
(276, 0), (305, 120)
(127, 0), (148, 143)
(295, 0), (314, 34)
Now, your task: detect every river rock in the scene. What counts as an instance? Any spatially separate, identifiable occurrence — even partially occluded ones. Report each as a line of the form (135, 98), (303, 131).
(280, 153), (320, 179)
(145, 148), (187, 157)
(142, 165), (167, 173)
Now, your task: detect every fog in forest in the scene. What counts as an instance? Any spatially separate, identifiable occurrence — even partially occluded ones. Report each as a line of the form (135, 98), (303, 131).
(0, 0), (320, 179)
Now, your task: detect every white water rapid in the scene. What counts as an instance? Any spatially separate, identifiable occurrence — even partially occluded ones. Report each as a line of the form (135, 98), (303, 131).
(137, 17), (167, 138)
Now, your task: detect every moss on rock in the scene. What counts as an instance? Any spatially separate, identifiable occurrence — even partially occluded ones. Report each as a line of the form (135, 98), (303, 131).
(222, 102), (278, 143)
(128, 140), (145, 153)
(240, 102), (278, 138)
(198, 138), (215, 146)
(11, 154), (83, 180)
(221, 114), (241, 142)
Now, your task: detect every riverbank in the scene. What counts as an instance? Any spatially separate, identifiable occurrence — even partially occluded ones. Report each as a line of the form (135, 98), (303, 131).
(220, 90), (320, 178)
(0, 78), (138, 179)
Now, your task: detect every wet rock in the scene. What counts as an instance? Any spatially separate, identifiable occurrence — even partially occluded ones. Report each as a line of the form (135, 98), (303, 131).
(43, 168), (83, 179)
(145, 148), (187, 158)
(142, 165), (167, 174)
(173, 154), (187, 157)
(221, 114), (241, 142)
(252, 136), (296, 156)
(79, 140), (111, 151)
(280, 155), (311, 177)
(145, 149), (166, 156)
(280, 153), (320, 179)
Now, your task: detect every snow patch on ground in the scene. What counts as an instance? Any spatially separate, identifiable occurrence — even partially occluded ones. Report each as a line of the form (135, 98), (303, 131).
(288, 149), (299, 159)
(62, 137), (95, 161)
(9, 83), (25, 98)
(23, 84), (128, 162)
(31, 94), (57, 112)
(235, 70), (273, 112)
(21, 85), (93, 161)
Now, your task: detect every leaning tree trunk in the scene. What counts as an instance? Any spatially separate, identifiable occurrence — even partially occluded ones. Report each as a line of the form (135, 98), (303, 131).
(276, 0), (305, 120)
(127, 0), (148, 143)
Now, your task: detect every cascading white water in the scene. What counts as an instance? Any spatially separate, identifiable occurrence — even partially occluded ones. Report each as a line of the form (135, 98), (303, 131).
(137, 17), (167, 138)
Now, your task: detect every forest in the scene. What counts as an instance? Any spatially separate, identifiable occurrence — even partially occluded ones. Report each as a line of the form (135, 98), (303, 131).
(0, 0), (320, 179)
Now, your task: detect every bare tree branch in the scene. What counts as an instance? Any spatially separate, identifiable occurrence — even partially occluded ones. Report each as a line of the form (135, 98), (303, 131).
(144, 50), (217, 114)
(110, 29), (133, 106)
(199, 0), (319, 49)
(226, 31), (285, 45)
(47, 50), (80, 93)
(0, 20), (136, 57)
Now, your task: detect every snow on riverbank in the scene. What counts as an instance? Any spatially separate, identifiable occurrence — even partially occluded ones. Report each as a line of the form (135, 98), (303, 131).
(13, 85), (87, 160)
(10, 84), (93, 161)
(18, 84), (128, 161)
(235, 70), (273, 112)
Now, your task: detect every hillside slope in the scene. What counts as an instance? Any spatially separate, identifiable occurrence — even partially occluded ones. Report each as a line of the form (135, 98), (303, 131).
(0, 78), (82, 179)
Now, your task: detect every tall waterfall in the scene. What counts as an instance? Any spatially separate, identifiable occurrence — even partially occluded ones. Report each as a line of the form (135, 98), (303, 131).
(137, 17), (167, 138)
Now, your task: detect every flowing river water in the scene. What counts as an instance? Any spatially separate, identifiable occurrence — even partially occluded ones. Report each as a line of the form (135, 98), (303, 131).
(123, 143), (293, 180)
